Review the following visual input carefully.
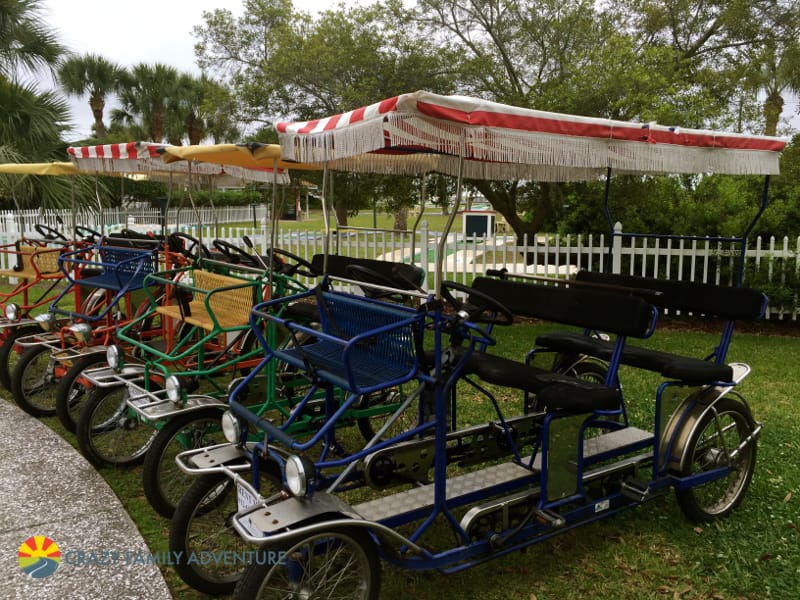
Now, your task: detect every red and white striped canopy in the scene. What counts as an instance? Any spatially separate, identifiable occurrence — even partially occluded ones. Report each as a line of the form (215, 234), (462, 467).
(276, 91), (786, 181)
(67, 141), (290, 183)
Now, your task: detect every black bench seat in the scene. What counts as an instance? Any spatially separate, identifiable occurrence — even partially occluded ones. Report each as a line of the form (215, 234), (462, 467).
(529, 271), (766, 385)
(435, 346), (622, 413)
(536, 330), (732, 384)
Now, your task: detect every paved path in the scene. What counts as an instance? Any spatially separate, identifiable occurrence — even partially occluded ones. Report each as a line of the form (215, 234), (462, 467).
(0, 398), (172, 600)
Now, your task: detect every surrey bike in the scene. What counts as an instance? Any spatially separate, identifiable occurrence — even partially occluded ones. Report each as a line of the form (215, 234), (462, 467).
(8, 231), (158, 419)
(0, 223), (101, 390)
(175, 91), (778, 599)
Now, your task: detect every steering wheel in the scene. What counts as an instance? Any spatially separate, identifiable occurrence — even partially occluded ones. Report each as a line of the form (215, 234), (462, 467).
(212, 239), (259, 267)
(169, 232), (210, 260)
(439, 280), (514, 326)
(35, 223), (68, 242)
(74, 226), (103, 244)
(271, 248), (316, 277)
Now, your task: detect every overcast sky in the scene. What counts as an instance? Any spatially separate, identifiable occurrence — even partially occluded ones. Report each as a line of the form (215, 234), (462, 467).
(39, 0), (798, 139)
(40, 0), (353, 139)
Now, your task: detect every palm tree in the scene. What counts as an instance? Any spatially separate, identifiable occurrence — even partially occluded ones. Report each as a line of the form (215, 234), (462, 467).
(58, 53), (123, 139)
(172, 74), (240, 145)
(0, 0), (66, 80)
(0, 0), (90, 209)
(756, 40), (800, 136)
(111, 62), (180, 142)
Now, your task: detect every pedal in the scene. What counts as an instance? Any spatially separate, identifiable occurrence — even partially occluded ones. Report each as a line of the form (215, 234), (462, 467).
(620, 478), (664, 502)
(534, 508), (565, 528)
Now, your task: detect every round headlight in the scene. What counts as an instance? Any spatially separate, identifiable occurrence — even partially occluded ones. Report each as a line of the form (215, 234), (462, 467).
(106, 345), (122, 370)
(34, 313), (55, 331)
(165, 375), (183, 403)
(221, 410), (242, 443)
(4, 303), (20, 321)
(285, 455), (315, 497)
(68, 323), (93, 344)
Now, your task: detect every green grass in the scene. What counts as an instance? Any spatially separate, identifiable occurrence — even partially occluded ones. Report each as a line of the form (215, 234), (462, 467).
(29, 322), (800, 599)
(231, 208), (457, 235)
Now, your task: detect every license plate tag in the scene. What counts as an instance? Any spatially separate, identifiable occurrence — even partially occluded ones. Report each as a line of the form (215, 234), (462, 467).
(237, 484), (259, 512)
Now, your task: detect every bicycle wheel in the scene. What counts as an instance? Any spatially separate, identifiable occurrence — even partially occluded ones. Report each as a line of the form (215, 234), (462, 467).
(76, 382), (159, 468)
(169, 467), (281, 596)
(54, 353), (107, 433)
(232, 526), (381, 600)
(0, 324), (41, 390)
(674, 396), (758, 522)
(10, 345), (58, 417)
(142, 408), (225, 518)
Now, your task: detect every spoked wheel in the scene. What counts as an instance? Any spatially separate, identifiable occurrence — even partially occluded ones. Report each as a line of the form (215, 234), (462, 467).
(232, 526), (382, 600)
(10, 345), (59, 417)
(0, 324), (42, 390)
(76, 383), (159, 467)
(142, 408), (225, 518)
(356, 388), (415, 442)
(54, 354), (107, 433)
(561, 357), (608, 384)
(169, 468), (281, 596)
(674, 396), (758, 522)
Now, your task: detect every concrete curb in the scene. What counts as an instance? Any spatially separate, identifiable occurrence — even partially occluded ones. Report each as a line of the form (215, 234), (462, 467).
(0, 399), (172, 600)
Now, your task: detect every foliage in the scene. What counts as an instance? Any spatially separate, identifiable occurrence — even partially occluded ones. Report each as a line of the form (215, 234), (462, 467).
(0, 0), (66, 79)
(745, 255), (799, 315)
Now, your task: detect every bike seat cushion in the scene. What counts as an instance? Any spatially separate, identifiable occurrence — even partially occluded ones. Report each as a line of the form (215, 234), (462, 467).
(536, 331), (733, 384)
(438, 347), (621, 412)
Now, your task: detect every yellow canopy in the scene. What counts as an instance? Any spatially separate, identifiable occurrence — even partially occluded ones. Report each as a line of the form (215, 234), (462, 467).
(162, 143), (321, 171)
(0, 162), (82, 176)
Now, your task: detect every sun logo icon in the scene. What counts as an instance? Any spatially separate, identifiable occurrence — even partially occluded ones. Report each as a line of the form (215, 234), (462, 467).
(18, 536), (61, 579)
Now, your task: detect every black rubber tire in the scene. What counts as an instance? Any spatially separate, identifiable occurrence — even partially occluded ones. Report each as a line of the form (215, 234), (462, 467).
(169, 468), (281, 596)
(564, 358), (609, 384)
(141, 408), (225, 518)
(10, 344), (58, 417)
(75, 382), (159, 468)
(54, 353), (108, 433)
(0, 325), (42, 391)
(356, 388), (410, 442)
(674, 397), (758, 522)
(232, 526), (381, 600)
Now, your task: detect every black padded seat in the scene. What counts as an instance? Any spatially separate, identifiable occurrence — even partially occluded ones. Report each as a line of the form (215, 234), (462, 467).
(536, 331), (733, 384)
(434, 347), (622, 412)
(281, 301), (320, 323)
(311, 254), (426, 290)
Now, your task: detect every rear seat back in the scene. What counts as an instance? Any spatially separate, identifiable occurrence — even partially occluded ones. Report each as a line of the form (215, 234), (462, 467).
(311, 254), (426, 291)
(574, 271), (766, 321)
(470, 276), (656, 339)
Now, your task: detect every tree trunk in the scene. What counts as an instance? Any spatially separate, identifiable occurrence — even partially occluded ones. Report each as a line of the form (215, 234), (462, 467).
(764, 91), (784, 137)
(89, 95), (106, 139)
(394, 205), (408, 231)
(334, 197), (348, 227)
(472, 180), (553, 245)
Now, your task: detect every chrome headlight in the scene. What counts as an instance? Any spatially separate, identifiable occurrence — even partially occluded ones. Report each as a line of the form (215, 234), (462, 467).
(285, 455), (316, 497)
(106, 345), (123, 370)
(165, 375), (184, 404)
(221, 410), (242, 443)
(34, 312), (55, 331)
(4, 303), (20, 321)
(68, 322), (93, 344)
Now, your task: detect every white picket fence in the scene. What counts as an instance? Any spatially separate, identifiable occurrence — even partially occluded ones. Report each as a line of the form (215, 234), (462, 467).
(2, 209), (798, 320)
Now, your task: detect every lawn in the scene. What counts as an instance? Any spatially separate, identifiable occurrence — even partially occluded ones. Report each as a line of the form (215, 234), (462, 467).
(30, 319), (800, 600)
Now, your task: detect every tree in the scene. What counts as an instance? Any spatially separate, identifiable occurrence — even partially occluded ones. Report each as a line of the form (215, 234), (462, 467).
(112, 63), (180, 143)
(194, 0), (457, 225)
(171, 74), (240, 145)
(0, 0), (65, 80)
(58, 53), (123, 140)
(0, 0), (93, 208)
